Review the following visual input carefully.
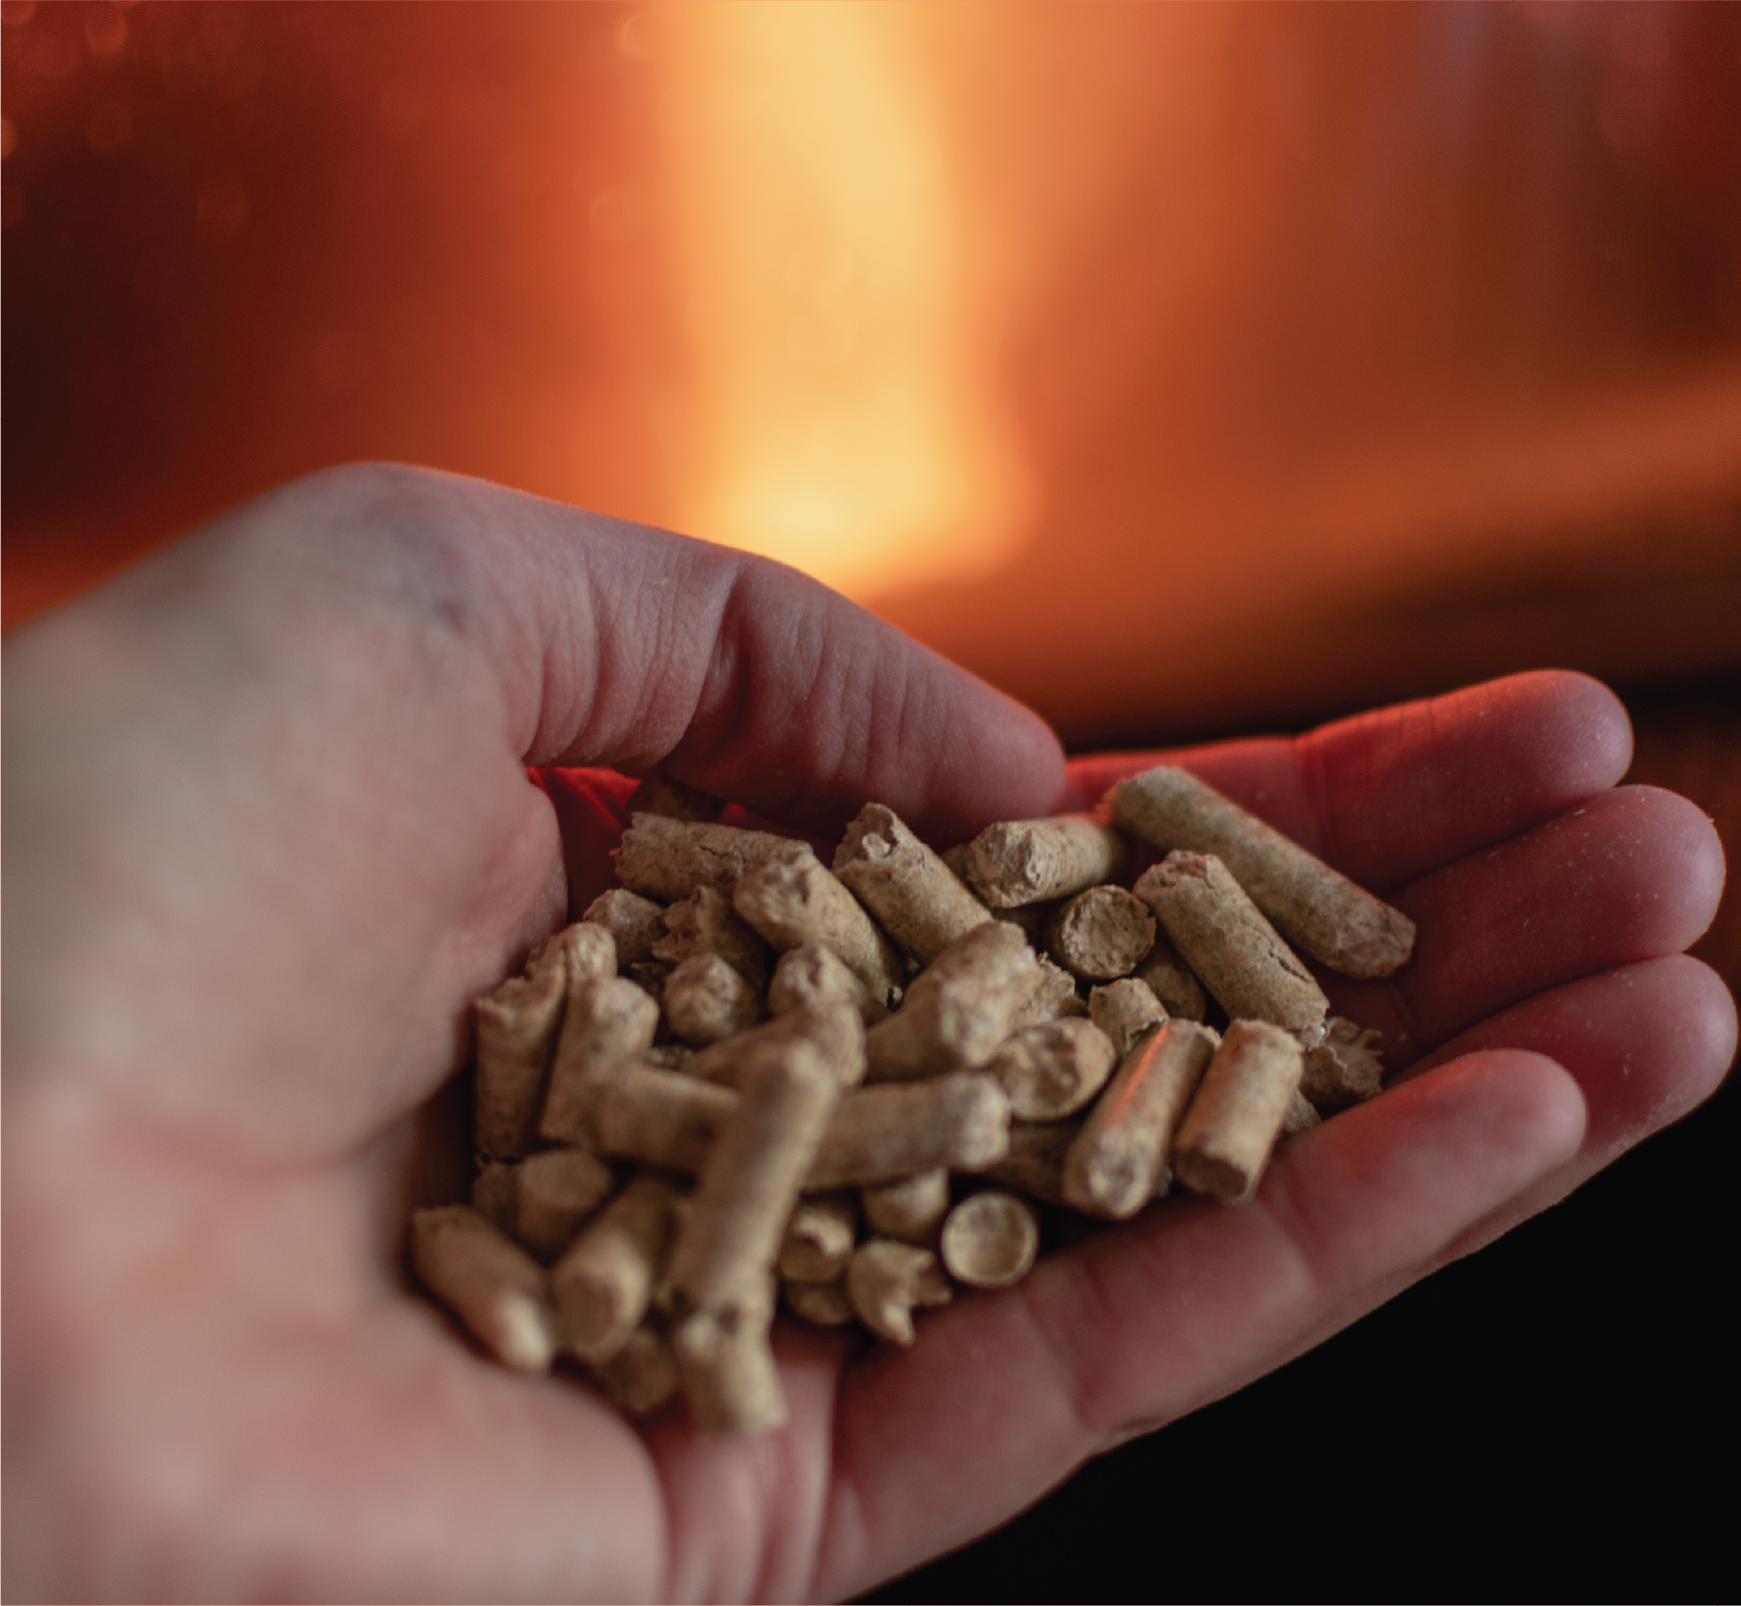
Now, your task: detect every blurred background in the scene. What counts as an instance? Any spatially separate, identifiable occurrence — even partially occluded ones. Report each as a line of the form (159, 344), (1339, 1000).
(4, 3), (1736, 1599)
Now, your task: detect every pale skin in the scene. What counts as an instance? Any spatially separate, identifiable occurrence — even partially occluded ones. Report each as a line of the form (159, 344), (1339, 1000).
(3, 464), (1733, 1602)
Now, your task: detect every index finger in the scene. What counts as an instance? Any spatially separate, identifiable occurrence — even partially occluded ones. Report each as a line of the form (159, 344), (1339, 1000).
(1060, 671), (1633, 888)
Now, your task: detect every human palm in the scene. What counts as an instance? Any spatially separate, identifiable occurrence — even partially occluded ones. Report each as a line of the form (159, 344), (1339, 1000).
(4, 465), (1732, 1602)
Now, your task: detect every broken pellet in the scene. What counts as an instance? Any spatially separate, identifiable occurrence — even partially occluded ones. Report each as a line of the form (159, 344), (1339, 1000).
(832, 803), (993, 966)
(411, 1205), (559, 1372)
(663, 952), (763, 1045)
(1302, 1017), (1385, 1108)
(1008, 954), (1084, 1031)
(768, 941), (882, 1026)
(514, 1147), (617, 1262)
(550, 1171), (686, 1365)
(860, 1167), (951, 1245)
(784, 1277), (854, 1327)
(958, 814), (1130, 909)
(985, 1017), (1119, 1121)
(673, 1296), (785, 1435)
(807, 1071), (1011, 1189)
(590, 1322), (682, 1416)
(846, 1240), (953, 1346)
(540, 976), (662, 1146)
(940, 1191), (1039, 1289)
(1134, 931), (1208, 1022)
(683, 1001), (866, 1091)
(864, 921), (1042, 1082)
(1063, 1019), (1218, 1219)
(779, 1192), (859, 1282)
(584, 889), (668, 971)
(1108, 765), (1416, 978)
(734, 842), (905, 1015)
(1134, 852), (1329, 1044)
(982, 1120), (1081, 1208)
(592, 1065), (737, 1173)
(475, 962), (568, 1160)
(1047, 885), (1157, 982)
(1172, 1018), (1304, 1204)
(1088, 977), (1168, 1060)
(652, 885), (771, 991)
(614, 813), (802, 902)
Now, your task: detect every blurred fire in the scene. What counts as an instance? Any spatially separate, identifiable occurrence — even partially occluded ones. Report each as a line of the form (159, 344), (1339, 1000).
(3, 2), (1739, 734)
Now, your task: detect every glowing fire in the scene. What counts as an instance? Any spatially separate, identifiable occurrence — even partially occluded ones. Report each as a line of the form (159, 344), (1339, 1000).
(657, 3), (1028, 596)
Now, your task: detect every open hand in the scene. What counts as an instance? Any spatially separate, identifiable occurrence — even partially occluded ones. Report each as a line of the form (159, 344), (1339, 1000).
(4, 465), (1730, 1601)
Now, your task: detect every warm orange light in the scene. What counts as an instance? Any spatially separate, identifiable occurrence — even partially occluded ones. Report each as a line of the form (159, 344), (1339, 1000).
(657, 3), (1028, 597)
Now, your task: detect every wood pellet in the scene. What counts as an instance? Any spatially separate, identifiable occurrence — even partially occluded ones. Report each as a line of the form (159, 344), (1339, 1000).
(411, 766), (1413, 1436)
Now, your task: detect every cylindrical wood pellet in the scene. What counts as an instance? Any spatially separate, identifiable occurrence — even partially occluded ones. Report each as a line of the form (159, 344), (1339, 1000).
(1108, 765), (1416, 978)
(1172, 1018), (1304, 1204)
(1063, 1020), (1218, 1219)
(832, 803), (993, 965)
(1134, 853), (1329, 1042)
(958, 814), (1129, 908)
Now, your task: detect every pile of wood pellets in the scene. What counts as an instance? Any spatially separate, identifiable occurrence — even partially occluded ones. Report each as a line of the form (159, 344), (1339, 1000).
(411, 766), (1413, 1434)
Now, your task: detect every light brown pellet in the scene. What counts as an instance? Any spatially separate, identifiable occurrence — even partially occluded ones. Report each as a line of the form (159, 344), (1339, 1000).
(475, 963), (568, 1161)
(846, 1240), (952, 1346)
(1087, 978), (1167, 1060)
(784, 1277), (854, 1327)
(672, 1296), (785, 1435)
(1133, 852), (1329, 1044)
(863, 921), (1041, 1082)
(832, 803), (993, 966)
(779, 1192), (859, 1282)
(1281, 1087), (1321, 1135)
(669, 1039), (840, 1318)
(1063, 1020), (1218, 1219)
(1008, 954), (1085, 1031)
(663, 952), (763, 1045)
(1108, 765), (1416, 978)
(767, 941), (883, 1026)
(1133, 931), (1208, 1021)
(860, 1167), (951, 1245)
(1173, 1018), (1304, 1204)
(615, 814), (801, 902)
(985, 1017), (1119, 1121)
(540, 976), (662, 1146)
(1302, 1016), (1386, 1108)
(806, 1072), (1012, 1189)
(515, 1147), (616, 1262)
(939, 1191), (1039, 1289)
(411, 1205), (559, 1373)
(981, 1120), (1081, 1208)
(590, 1323), (682, 1417)
(1047, 885), (1157, 982)
(591, 1065), (737, 1173)
(958, 814), (1129, 909)
(734, 842), (906, 1015)
(652, 885), (771, 991)
(683, 1001), (866, 1091)
(583, 889), (669, 972)
(550, 1172), (686, 1365)
(527, 921), (618, 989)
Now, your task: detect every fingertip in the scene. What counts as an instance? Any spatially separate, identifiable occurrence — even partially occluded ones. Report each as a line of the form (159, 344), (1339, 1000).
(1621, 784), (1729, 948)
(1531, 669), (1634, 791)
